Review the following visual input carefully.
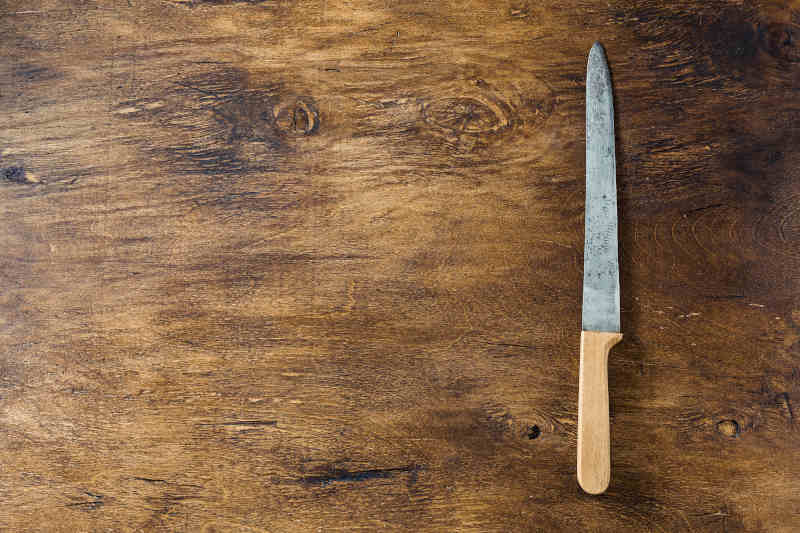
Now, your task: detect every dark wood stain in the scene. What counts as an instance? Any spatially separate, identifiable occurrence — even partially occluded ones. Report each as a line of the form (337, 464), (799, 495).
(1, 0), (799, 531)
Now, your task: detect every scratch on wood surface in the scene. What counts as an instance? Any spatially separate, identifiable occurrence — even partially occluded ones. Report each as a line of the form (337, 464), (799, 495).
(298, 465), (420, 486)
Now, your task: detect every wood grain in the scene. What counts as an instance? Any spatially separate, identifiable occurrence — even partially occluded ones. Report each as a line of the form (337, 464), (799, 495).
(1, 0), (799, 531)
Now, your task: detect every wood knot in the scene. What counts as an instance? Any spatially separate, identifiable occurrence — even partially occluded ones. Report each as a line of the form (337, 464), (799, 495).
(761, 23), (800, 62)
(716, 419), (740, 438)
(423, 96), (511, 139)
(211, 90), (319, 165)
(419, 76), (553, 152)
(1, 166), (40, 184)
(527, 425), (541, 439)
(2, 166), (27, 183)
(273, 97), (320, 136)
(754, 195), (800, 260)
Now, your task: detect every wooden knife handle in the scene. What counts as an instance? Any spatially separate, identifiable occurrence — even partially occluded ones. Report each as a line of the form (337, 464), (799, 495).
(577, 330), (622, 494)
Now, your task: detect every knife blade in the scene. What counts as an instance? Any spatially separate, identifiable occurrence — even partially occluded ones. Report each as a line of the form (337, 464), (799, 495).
(577, 42), (623, 495)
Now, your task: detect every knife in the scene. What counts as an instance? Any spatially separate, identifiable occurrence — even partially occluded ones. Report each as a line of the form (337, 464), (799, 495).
(578, 42), (622, 495)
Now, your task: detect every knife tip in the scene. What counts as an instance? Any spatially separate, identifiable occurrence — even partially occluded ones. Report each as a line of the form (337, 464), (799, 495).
(589, 41), (606, 60)
(588, 42), (610, 77)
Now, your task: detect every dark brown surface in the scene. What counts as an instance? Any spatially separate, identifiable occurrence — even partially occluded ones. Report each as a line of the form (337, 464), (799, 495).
(1, 0), (799, 531)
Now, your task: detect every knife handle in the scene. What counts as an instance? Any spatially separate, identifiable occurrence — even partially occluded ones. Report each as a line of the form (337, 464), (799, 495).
(577, 330), (622, 494)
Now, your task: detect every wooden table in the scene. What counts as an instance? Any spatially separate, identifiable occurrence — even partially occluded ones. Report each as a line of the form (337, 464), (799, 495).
(2, 1), (799, 531)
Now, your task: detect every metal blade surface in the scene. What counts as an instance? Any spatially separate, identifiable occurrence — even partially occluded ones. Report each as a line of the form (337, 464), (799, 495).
(582, 42), (620, 333)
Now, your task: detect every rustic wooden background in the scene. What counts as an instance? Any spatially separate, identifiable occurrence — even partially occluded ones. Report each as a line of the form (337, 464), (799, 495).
(1, 0), (799, 531)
